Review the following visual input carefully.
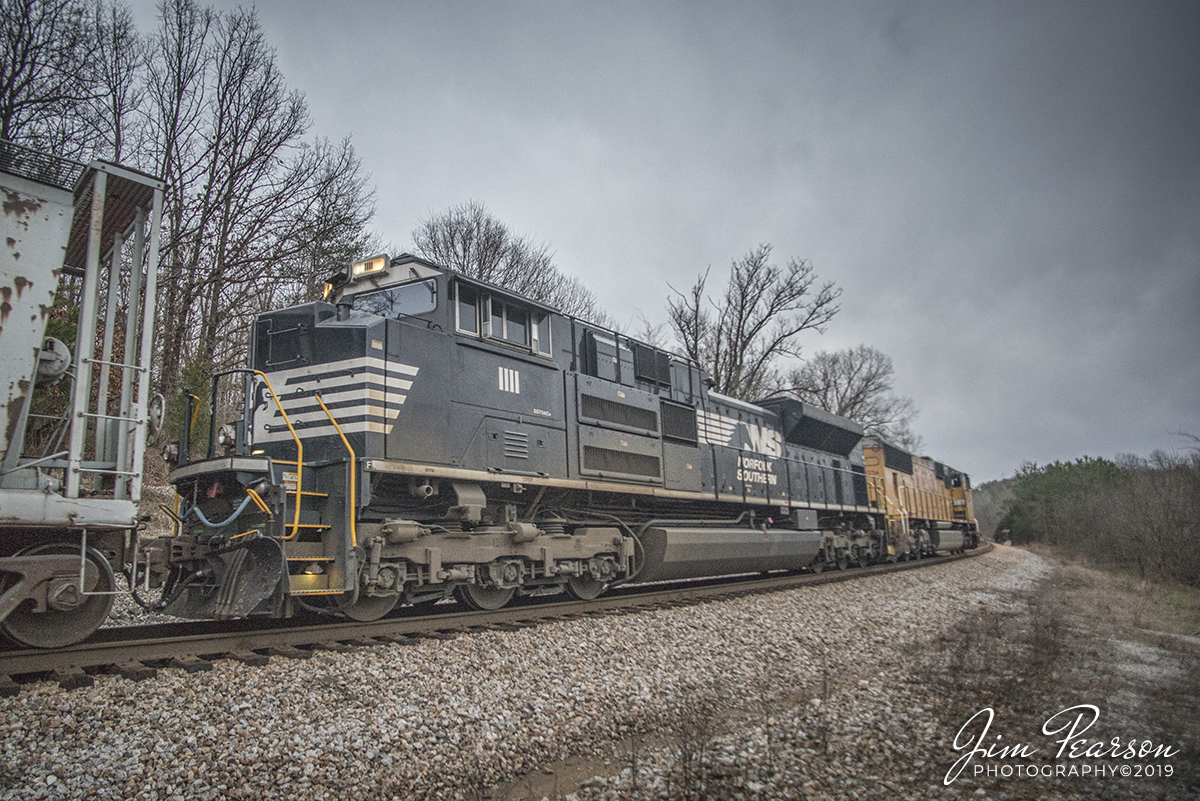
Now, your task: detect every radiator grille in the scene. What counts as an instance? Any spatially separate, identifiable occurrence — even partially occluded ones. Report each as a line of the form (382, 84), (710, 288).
(580, 394), (658, 433)
(582, 445), (661, 478)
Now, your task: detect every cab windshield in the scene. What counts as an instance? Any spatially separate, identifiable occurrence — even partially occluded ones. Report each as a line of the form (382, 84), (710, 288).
(351, 279), (437, 318)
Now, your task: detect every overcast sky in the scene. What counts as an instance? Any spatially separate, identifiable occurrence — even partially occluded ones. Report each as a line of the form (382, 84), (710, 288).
(129, 0), (1200, 482)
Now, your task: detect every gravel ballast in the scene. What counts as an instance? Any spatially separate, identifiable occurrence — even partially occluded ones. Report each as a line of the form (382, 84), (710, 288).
(0, 548), (1092, 799)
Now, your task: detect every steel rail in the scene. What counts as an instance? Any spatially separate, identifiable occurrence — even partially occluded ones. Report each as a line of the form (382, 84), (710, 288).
(0, 544), (991, 693)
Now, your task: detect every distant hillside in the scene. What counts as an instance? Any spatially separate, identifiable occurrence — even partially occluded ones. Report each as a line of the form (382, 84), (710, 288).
(973, 452), (1199, 586)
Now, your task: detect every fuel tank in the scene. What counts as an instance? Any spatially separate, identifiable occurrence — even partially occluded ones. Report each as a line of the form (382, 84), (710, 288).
(932, 529), (965, 552)
(635, 525), (822, 584)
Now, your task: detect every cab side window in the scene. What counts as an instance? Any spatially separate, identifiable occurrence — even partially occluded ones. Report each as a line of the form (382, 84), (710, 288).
(532, 312), (551, 356)
(490, 298), (528, 347)
(457, 284), (479, 334)
(455, 280), (551, 357)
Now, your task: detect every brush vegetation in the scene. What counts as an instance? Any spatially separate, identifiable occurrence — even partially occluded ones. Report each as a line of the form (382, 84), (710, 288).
(975, 442), (1200, 589)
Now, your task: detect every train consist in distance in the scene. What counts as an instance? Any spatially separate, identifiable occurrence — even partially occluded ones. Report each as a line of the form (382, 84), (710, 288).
(0, 146), (978, 648)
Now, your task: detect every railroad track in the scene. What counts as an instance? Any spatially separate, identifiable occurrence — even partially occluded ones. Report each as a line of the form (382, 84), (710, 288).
(0, 544), (992, 695)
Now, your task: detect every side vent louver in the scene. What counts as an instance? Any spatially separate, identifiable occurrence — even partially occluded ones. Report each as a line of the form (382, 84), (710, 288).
(503, 430), (529, 459)
(882, 443), (914, 475)
(580, 393), (659, 433)
(582, 446), (661, 478)
(660, 401), (698, 445)
(632, 342), (672, 386)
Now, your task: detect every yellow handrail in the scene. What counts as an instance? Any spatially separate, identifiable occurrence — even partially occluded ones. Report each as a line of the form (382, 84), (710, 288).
(251, 370), (303, 540)
(313, 394), (357, 548)
(187, 393), (202, 441)
(245, 487), (271, 514)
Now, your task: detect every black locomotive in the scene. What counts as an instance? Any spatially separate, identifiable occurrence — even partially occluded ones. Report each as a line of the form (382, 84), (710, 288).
(154, 253), (975, 623)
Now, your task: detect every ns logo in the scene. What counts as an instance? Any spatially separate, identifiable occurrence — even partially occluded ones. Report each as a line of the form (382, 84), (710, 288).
(742, 423), (783, 457)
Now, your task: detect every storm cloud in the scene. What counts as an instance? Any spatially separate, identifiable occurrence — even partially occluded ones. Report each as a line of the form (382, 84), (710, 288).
(128, 0), (1200, 481)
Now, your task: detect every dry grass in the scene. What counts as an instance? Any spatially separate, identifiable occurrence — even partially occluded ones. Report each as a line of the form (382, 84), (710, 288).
(927, 545), (1200, 800)
(1023, 542), (1200, 637)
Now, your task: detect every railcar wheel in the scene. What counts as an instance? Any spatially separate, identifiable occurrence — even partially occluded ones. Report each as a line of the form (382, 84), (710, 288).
(565, 575), (607, 601)
(836, 554), (849, 571)
(811, 558), (824, 574)
(341, 593), (399, 622)
(455, 583), (515, 611)
(1, 544), (115, 649)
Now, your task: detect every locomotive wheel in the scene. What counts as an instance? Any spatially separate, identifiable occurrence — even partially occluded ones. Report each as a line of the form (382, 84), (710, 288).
(836, 553), (849, 570)
(565, 575), (606, 601)
(455, 583), (515, 611)
(1, 544), (115, 649)
(341, 592), (399, 622)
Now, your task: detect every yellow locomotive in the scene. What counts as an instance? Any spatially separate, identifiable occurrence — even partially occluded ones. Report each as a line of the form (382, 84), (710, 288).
(862, 438), (978, 558)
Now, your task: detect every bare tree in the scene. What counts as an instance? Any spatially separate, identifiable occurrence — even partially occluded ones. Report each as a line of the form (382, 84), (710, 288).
(277, 136), (378, 305)
(971, 479), (1013, 541)
(1116, 449), (1200, 586)
(412, 199), (610, 323)
(190, 3), (314, 371)
(0, 0), (101, 158)
(632, 311), (669, 349)
(143, 0), (375, 410)
(143, 0), (214, 402)
(82, 0), (144, 161)
(787, 345), (922, 450)
(2, 0), (375, 439)
(668, 244), (840, 401)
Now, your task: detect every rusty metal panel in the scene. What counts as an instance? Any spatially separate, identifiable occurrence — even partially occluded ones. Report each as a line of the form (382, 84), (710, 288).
(0, 172), (74, 465)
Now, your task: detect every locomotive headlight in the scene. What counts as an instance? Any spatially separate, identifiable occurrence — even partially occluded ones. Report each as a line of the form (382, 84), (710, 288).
(351, 254), (389, 279)
(217, 423), (237, 451)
